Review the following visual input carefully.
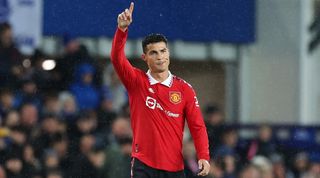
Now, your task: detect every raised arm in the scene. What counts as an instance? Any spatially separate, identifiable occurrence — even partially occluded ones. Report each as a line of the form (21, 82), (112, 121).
(110, 2), (137, 89)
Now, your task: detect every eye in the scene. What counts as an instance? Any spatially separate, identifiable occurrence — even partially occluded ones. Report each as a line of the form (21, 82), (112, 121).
(149, 51), (157, 56)
(161, 49), (167, 53)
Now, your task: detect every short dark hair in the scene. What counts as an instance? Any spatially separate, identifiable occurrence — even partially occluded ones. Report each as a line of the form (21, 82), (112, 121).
(0, 22), (11, 35)
(142, 33), (168, 53)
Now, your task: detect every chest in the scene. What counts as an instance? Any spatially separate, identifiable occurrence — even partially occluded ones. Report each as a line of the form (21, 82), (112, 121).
(141, 82), (186, 115)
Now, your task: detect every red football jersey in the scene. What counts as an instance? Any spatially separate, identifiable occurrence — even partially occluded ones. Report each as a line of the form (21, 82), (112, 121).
(111, 28), (210, 171)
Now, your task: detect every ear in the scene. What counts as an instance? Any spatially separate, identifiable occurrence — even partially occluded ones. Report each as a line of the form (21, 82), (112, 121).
(141, 53), (146, 62)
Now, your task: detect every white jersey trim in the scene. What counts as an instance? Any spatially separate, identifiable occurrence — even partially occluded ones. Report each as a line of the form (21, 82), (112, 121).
(146, 70), (173, 87)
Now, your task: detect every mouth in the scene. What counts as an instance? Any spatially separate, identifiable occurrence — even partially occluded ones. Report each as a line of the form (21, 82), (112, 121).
(156, 61), (166, 65)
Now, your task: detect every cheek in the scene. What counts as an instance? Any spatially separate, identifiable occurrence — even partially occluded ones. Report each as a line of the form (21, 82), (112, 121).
(147, 58), (155, 66)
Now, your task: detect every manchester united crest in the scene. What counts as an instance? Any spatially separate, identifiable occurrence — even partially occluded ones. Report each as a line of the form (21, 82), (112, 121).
(169, 91), (182, 104)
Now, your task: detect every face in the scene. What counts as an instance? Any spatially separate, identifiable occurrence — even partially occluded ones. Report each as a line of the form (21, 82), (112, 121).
(20, 104), (38, 127)
(23, 82), (37, 94)
(82, 73), (93, 84)
(42, 118), (59, 134)
(0, 166), (6, 178)
(259, 126), (272, 141)
(5, 158), (23, 173)
(240, 166), (261, 178)
(1, 28), (13, 47)
(63, 97), (77, 113)
(224, 131), (238, 146)
(0, 93), (14, 108)
(80, 135), (95, 154)
(5, 111), (20, 127)
(112, 118), (132, 138)
(47, 175), (62, 178)
(142, 42), (170, 73)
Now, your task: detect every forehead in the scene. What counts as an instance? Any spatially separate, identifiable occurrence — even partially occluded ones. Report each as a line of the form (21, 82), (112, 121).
(145, 42), (167, 52)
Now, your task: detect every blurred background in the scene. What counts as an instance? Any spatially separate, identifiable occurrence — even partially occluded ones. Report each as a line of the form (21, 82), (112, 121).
(0, 0), (320, 178)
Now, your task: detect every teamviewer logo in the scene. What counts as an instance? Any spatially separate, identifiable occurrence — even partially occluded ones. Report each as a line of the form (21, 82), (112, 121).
(146, 96), (156, 109)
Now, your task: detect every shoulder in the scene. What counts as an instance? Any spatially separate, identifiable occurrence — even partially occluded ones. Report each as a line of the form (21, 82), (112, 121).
(173, 76), (194, 91)
(126, 67), (147, 80)
(136, 68), (146, 76)
(128, 68), (149, 85)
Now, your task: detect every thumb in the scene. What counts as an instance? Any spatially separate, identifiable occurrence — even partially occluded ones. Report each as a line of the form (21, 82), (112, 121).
(198, 161), (203, 169)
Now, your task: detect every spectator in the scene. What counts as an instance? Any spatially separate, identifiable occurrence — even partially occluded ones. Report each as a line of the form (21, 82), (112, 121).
(51, 134), (71, 178)
(57, 92), (79, 152)
(4, 154), (25, 178)
(96, 93), (117, 134)
(69, 136), (105, 178)
(41, 149), (60, 176)
(102, 136), (132, 178)
(46, 170), (63, 178)
(42, 92), (60, 116)
(3, 110), (20, 128)
(0, 89), (15, 118)
(101, 65), (128, 113)
(0, 128), (10, 164)
(247, 124), (277, 160)
(55, 37), (96, 90)
(251, 156), (273, 178)
(302, 153), (320, 178)
(239, 164), (262, 178)
(214, 127), (239, 161)
(108, 117), (132, 146)
(208, 161), (224, 178)
(70, 63), (100, 110)
(14, 79), (42, 110)
(0, 22), (22, 88)
(19, 103), (39, 137)
(292, 152), (309, 178)
(58, 91), (78, 122)
(183, 139), (199, 178)
(76, 111), (98, 135)
(33, 114), (63, 157)
(270, 153), (294, 178)
(0, 165), (6, 178)
(7, 126), (28, 158)
(205, 104), (225, 158)
(67, 112), (98, 155)
(214, 127), (239, 178)
(22, 144), (41, 178)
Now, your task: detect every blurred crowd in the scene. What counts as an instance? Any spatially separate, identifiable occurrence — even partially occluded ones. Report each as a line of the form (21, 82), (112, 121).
(1, 22), (320, 178)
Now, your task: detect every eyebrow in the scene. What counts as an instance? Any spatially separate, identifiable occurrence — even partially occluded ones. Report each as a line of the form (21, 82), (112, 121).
(149, 47), (167, 52)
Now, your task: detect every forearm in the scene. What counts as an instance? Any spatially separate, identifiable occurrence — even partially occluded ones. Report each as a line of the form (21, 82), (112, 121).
(185, 87), (210, 161)
(110, 27), (137, 89)
(111, 27), (128, 65)
(189, 123), (210, 161)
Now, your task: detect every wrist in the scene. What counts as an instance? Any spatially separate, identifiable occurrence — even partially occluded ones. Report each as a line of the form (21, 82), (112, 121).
(118, 25), (128, 32)
(199, 159), (210, 165)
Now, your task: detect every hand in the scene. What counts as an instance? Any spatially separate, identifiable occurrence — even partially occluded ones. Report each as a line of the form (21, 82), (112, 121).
(117, 2), (134, 32)
(197, 159), (210, 176)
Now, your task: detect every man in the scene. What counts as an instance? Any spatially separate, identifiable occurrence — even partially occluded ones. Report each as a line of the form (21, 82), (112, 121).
(111, 2), (210, 177)
(0, 22), (22, 87)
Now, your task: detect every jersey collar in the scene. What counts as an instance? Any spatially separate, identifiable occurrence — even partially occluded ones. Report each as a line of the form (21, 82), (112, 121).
(146, 70), (173, 87)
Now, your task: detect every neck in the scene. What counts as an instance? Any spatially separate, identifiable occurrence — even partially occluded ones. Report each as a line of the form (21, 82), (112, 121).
(150, 70), (169, 82)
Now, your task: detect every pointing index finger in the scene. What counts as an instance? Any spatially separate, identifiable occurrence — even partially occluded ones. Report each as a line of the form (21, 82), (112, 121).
(129, 2), (134, 13)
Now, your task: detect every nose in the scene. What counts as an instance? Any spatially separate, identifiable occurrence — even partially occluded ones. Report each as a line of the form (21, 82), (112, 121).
(157, 53), (165, 60)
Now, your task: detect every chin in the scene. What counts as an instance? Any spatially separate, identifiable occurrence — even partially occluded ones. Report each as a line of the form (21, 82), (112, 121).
(157, 68), (167, 73)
